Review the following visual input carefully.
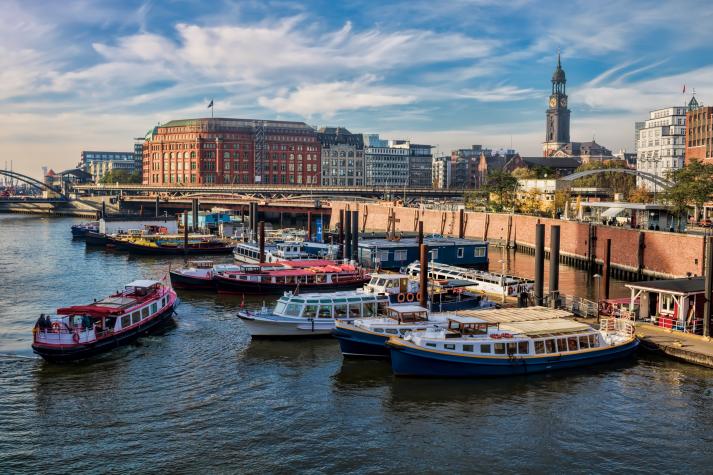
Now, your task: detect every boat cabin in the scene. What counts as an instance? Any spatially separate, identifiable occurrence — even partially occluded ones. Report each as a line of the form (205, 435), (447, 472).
(273, 291), (390, 320)
(358, 237), (488, 270)
(363, 274), (416, 295)
(385, 305), (428, 323)
(188, 260), (214, 269)
(626, 277), (706, 334)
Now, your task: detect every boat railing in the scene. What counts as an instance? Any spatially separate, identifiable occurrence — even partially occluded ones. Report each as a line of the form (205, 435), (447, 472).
(34, 325), (97, 345)
(599, 316), (635, 337)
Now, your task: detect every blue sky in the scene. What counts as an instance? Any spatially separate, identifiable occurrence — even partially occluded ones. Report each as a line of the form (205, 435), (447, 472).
(3, 0), (713, 177)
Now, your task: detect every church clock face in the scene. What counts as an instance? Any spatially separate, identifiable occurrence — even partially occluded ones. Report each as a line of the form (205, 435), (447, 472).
(549, 97), (557, 108)
(560, 97), (567, 107)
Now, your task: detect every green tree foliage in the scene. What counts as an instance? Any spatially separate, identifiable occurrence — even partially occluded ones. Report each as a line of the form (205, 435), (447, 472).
(628, 186), (654, 204)
(571, 160), (635, 194)
(663, 160), (713, 214)
(484, 170), (518, 212)
(99, 170), (142, 184)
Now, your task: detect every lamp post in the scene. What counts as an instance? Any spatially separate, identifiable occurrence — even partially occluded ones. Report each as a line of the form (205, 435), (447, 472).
(498, 258), (507, 304)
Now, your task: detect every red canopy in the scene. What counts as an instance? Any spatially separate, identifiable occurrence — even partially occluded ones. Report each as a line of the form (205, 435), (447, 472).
(56, 305), (122, 317)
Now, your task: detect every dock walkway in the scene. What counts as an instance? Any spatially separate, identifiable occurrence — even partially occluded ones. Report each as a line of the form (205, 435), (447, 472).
(635, 323), (713, 369)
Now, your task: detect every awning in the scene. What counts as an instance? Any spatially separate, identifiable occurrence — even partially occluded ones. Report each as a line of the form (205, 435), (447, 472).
(600, 207), (626, 219)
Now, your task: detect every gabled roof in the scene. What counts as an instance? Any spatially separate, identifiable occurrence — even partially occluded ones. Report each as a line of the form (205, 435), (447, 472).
(626, 277), (705, 295)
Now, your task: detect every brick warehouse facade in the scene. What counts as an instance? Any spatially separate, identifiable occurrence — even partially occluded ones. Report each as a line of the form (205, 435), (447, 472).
(142, 118), (321, 185)
(685, 104), (713, 164)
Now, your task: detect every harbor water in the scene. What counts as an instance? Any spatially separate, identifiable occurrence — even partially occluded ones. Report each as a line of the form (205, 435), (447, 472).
(1, 214), (712, 473)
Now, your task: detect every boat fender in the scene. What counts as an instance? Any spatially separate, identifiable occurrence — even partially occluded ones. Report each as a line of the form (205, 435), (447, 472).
(416, 292), (422, 302)
(406, 293), (414, 302)
(72, 331), (80, 343)
(397, 293), (406, 303)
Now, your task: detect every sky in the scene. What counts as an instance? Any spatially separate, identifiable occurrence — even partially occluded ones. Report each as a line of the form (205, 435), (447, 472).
(3, 0), (713, 178)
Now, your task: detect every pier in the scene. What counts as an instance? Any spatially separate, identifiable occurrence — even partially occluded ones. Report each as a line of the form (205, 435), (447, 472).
(636, 323), (713, 368)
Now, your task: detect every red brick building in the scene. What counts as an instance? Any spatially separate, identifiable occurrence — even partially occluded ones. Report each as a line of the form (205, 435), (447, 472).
(143, 118), (321, 185)
(685, 103), (713, 164)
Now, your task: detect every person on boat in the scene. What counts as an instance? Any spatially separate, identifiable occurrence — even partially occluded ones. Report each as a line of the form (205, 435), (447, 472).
(82, 315), (91, 330)
(37, 314), (47, 332)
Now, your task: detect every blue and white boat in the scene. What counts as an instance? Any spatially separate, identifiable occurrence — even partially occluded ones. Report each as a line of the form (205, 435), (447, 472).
(386, 312), (639, 377)
(237, 291), (391, 337)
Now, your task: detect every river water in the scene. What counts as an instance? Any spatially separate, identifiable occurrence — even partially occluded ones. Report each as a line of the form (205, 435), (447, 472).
(1, 214), (712, 473)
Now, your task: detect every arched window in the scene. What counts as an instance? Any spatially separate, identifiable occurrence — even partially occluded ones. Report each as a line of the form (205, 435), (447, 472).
(163, 152), (168, 159)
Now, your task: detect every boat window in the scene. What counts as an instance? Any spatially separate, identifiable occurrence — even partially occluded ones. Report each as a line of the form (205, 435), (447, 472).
(334, 305), (348, 319)
(544, 339), (556, 353)
(475, 247), (486, 257)
(444, 344), (455, 350)
(557, 338), (568, 352)
(285, 304), (301, 317)
(121, 315), (131, 328)
(348, 304), (361, 319)
(318, 306), (332, 318)
(463, 344), (474, 352)
(579, 335), (590, 349)
(534, 340), (545, 354)
(274, 302), (287, 315)
(375, 328), (384, 333)
(567, 336), (579, 351)
(151, 303), (157, 314)
(480, 344), (491, 353)
(132, 311), (141, 325)
(369, 277), (378, 285)
(494, 343), (506, 355)
(385, 329), (398, 335)
(377, 301), (389, 316)
(457, 248), (464, 258)
(507, 342), (517, 354)
(162, 297), (166, 307)
(589, 334), (599, 347)
(394, 250), (407, 261)
(303, 305), (317, 319)
(426, 342), (436, 348)
(430, 249), (438, 260)
(379, 251), (389, 263)
(141, 307), (150, 319)
(517, 341), (529, 354)
(363, 302), (376, 318)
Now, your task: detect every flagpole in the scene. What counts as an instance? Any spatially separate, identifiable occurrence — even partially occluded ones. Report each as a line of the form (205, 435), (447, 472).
(211, 97), (214, 119)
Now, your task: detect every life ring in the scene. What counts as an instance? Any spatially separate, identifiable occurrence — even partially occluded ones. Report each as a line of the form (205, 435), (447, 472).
(416, 292), (422, 302)
(491, 333), (501, 339)
(501, 333), (513, 339)
(72, 332), (80, 343)
(397, 293), (406, 303)
(406, 293), (415, 302)
(51, 322), (60, 333)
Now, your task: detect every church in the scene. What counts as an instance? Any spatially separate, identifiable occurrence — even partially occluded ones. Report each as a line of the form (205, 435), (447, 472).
(542, 54), (613, 162)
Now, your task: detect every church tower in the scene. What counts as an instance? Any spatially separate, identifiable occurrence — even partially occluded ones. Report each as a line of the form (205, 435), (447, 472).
(543, 53), (571, 156)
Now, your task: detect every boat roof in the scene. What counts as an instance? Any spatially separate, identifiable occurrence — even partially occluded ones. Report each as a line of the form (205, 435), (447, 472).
(125, 279), (160, 288)
(360, 237), (487, 249)
(434, 279), (476, 289)
(625, 277), (705, 295)
(280, 291), (387, 302)
(281, 259), (338, 267)
(388, 305), (428, 313)
(499, 319), (592, 337)
(454, 307), (573, 323)
(370, 273), (408, 279)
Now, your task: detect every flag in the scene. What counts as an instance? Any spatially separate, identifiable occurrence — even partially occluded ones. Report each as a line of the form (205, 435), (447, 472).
(682, 85), (686, 94)
(207, 99), (213, 108)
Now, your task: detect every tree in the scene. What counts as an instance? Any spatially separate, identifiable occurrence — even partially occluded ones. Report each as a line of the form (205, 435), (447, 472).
(663, 160), (713, 215)
(516, 189), (544, 215)
(484, 170), (518, 212)
(628, 186), (653, 204)
(99, 170), (142, 184)
(511, 167), (537, 179)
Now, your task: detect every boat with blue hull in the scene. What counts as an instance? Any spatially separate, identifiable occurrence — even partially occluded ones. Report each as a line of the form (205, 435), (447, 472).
(386, 313), (639, 377)
(71, 221), (98, 237)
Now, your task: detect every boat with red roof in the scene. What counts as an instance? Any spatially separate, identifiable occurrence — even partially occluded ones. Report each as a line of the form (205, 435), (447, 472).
(31, 279), (178, 362)
(214, 259), (370, 294)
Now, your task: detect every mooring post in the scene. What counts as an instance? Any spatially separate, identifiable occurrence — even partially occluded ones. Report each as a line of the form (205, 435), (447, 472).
(351, 210), (359, 262)
(704, 236), (713, 338)
(101, 201), (106, 220)
(603, 238), (612, 300)
(307, 211), (313, 241)
(252, 203), (259, 243)
(534, 223), (545, 306)
(344, 209), (352, 260)
(549, 225), (560, 307)
(183, 211), (189, 256)
(418, 221), (423, 247)
(192, 198), (199, 231)
(155, 196), (159, 218)
(259, 221), (265, 263)
(458, 209), (465, 239)
(420, 243), (429, 309)
(338, 209), (345, 245)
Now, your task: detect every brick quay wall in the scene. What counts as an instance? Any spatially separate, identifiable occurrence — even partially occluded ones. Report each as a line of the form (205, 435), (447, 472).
(330, 202), (706, 279)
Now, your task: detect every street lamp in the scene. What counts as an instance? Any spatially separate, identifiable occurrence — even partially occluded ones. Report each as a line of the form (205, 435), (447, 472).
(498, 258), (507, 303)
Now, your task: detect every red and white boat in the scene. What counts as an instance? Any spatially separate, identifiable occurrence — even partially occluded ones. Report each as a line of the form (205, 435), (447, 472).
(32, 280), (178, 362)
(214, 259), (371, 294)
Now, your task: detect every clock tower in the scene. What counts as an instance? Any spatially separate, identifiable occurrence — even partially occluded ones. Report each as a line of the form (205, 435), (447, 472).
(543, 53), (570, 156)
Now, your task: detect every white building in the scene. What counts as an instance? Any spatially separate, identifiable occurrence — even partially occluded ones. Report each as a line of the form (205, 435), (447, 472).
(363, 134), (410, 187)
(636, 107), (686, 191)
(432, 156), (451, 189)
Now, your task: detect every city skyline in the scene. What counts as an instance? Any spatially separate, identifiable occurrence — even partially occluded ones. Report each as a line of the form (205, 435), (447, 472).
(3, 0), (713, 177)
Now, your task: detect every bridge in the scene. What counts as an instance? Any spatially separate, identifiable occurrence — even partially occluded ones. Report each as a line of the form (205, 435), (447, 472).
(561, 168), (674, 190)
(0, 170), (68, 198)
(72, 183), (467, 200)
